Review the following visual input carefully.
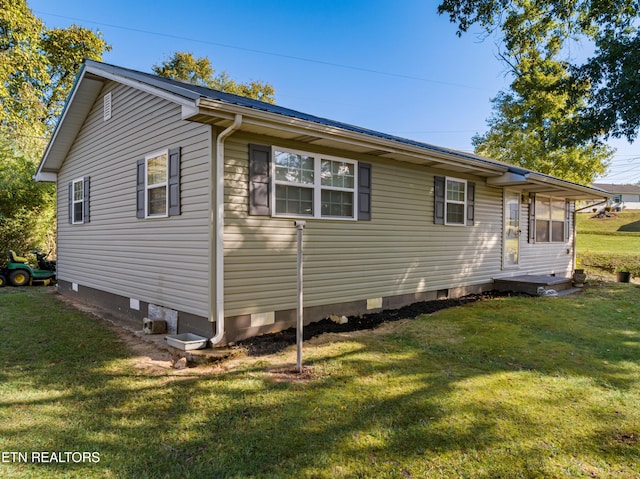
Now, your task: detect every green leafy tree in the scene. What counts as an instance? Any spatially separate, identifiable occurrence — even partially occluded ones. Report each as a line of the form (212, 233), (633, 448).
(0, 135), (55, 254)
(0, 0), (110, 254)
(437, 0), (640, 142)
(153, 52), (275, 103)
(437, 0), (617, 183)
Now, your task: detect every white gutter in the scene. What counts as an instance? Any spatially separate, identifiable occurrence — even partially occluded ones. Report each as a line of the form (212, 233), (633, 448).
(210, 114), (243, 345)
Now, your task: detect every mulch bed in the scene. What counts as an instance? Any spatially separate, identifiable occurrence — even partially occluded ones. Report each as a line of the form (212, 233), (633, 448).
(238, 290), (529, 356)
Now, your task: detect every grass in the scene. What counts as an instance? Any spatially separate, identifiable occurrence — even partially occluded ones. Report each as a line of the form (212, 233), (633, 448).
(2, 285), (640, 478)
(576, 210), (640, 277)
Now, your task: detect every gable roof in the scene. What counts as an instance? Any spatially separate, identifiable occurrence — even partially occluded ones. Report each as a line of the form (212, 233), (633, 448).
(37, 59), (609, 201)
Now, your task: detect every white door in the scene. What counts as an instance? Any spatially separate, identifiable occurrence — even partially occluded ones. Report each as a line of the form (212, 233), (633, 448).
(503, 191), (520, 268)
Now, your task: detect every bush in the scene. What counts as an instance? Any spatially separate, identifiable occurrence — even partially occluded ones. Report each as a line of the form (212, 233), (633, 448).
(578, 252), (640, 277)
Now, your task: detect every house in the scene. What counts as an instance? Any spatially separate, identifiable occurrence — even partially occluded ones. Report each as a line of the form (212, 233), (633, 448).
(36, 60), (609, 345)
(592, 183), (640, 210)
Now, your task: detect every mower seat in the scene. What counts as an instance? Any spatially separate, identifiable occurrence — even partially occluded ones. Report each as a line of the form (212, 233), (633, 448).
(8, 251), (28, 264)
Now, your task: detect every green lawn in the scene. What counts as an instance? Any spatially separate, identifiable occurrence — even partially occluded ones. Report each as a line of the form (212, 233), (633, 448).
(2, 286), (640, 478)
(576, 211), (640, 277)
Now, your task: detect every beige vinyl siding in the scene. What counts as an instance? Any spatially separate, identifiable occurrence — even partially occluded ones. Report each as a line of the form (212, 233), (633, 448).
(57, 81), (211, 317)
(223, 136), (505, 317)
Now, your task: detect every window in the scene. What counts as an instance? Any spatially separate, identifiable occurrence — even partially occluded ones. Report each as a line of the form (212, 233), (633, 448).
(72, 179), (85, 224)
(272, 148), (357, 219)
(445, 178), (467, 225)
(68, 176), (89, 224)
(146, 151), (168, 217)
(434, 176), (475, 226)
(534, 196), (567, 242)
(136, 147), (181, 219)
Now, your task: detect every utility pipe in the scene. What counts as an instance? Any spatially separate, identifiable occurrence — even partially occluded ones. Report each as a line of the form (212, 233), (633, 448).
(294, 220), (306, 372)
(210, 114), (243, 345)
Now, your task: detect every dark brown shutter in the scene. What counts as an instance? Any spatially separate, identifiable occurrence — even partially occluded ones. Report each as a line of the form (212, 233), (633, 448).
(358, 162), (372, 220)
(68, 182), (73, 224)
(528, 194), (536, 243)
(434, 176), (445, 225)
(249, 144), (271, 216)
(83, 176), (90, 223)
(565, 200), (571, 242)
(168, 147), (181, 216)
(466, 181), (475, 226)
(136, 159), (145, 218)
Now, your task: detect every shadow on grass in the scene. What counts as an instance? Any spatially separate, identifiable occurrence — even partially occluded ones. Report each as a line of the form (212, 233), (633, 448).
(1, 286), (640, 478)
(618, 220), (640, 232)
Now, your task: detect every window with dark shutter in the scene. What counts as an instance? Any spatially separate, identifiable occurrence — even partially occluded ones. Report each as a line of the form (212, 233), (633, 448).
(136, 159), (145, 218)
(529, 194), (536, 243)
(434, 176), (445, 225)
(249, 144), (271, 216)
(466, 181), (475, 226)
(249, 144), (372, 220)
(83, 176), (90, 223)
(136, 147), (181, 218)
(435, 176), (474, 226)
(358, 162), (372, 221)
(168, 147), (181, 216)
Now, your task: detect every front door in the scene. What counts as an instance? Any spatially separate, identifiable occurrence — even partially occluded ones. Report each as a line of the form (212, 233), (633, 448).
(503, 191), (520, 269)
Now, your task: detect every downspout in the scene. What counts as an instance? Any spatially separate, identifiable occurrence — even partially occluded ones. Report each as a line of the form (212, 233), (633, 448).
(210, 114), (242, 345)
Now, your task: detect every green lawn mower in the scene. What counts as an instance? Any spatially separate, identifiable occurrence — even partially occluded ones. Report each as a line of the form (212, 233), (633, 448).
(2, 250), (56, 287)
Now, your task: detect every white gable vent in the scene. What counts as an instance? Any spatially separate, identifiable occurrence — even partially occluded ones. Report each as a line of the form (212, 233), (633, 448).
(103, 92), (112, 121)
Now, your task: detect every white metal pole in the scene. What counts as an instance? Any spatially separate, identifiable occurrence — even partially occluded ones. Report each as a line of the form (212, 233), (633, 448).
(294, 220), (306, 373)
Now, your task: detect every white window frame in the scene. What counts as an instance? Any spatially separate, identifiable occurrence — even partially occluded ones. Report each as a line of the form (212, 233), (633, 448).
(445, 177), (467, 226)
(145, 149), (169, 218)
(271, 146), (358, 220)
(71, 177), (85, 224)
(535, 196), (566, 243)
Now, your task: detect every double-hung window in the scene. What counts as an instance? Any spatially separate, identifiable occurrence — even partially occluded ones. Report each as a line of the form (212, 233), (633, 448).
(69, 176), (89, 224)
(145, 150), (169, 217)
(136, 147), (181, 219)
(434, 176), (475, 226)
(534, 196), (566, 242)
(272, 148), (357, 219)
(71, 178), (85, 224)
(445, 177), (467, 225)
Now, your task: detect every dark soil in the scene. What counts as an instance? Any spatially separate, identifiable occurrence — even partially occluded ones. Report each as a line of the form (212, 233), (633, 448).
(238, 290), (529, 356)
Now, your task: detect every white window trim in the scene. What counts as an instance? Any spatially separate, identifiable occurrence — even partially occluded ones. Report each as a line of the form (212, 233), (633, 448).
(145, 149), (169, 219)
(445, 177), (467, 226)
(71, 177), (85, 225)
(535, 195), (566, 243)
(271, 146), (358, 220)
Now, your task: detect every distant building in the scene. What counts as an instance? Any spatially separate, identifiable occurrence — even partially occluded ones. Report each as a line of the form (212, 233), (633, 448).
(591, 183), (640, 210)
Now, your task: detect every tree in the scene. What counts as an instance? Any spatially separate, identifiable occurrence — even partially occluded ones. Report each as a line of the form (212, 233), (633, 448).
(437, 0), (640, 142)
(153, 52), (275, 103)
(0, 0), (110, 253)
(436, 0), (621, 183)
(0, 135), (55, 254)
(475, 87), (612, 184)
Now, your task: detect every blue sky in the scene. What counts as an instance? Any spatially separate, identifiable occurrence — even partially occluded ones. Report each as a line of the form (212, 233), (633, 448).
(29, 0), (639, 183)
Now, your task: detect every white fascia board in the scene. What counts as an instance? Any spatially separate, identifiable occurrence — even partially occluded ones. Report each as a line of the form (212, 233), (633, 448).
(85, 64), (199, 111)
(33, 172), (57, 182)
(195, 99), (510, 175)
(37, 69), (103, 178)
